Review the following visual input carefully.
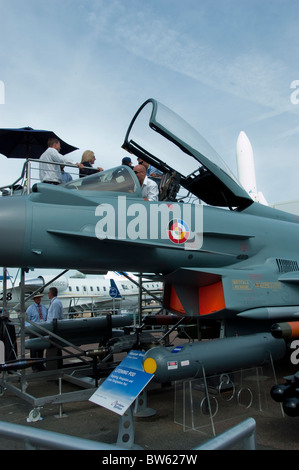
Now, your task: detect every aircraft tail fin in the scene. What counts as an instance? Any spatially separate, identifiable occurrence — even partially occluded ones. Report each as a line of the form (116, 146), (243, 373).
(109, 279), (122, 299)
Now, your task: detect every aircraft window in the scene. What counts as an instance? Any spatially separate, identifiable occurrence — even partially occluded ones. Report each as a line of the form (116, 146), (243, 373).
(103, 286), (106, 291)
(90, 286), (93, 292)
(97, 286), (100, 291)
(64, 166), (138, 194)
(76, 286), (79, 292)
(122, 284), (129, 290)
(83, 286), (87, 292)
(68, 287), (72, 292)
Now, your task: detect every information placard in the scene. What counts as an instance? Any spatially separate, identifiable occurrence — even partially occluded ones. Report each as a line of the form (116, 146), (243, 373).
(89, 350), (153, 415)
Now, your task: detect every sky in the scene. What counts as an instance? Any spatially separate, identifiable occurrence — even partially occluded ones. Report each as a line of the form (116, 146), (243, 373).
(1, 0), (299, 205)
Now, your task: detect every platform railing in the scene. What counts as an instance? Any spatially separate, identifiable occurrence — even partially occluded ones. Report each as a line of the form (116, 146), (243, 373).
(194, 417), (257, 450)
(0, 159), (79, 196)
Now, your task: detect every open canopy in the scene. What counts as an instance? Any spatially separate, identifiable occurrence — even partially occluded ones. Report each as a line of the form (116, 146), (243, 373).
(122, 99), (253, 210)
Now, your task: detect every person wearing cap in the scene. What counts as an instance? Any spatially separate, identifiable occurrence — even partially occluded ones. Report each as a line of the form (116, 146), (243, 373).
(25, 293), (47, 371)
(25, 294), (47, 325)
(122, 156), (134, 169)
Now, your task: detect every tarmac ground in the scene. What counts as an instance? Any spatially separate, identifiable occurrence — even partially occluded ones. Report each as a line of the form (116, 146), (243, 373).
(0, 351), (299, 452)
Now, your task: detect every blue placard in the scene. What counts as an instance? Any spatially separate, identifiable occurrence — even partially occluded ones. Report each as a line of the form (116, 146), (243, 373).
(89, 350), (153, 415)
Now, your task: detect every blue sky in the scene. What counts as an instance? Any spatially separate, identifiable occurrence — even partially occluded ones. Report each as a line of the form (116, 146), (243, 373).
(1, 0), (299, 204)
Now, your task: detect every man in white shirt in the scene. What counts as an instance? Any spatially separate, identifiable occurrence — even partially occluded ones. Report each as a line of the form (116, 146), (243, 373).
(134, 164), (159, 201)
(39, 138), (78, 184)
(46, 287), (64, 322)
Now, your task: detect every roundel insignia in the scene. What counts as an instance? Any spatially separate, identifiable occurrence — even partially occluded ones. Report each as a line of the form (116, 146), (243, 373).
(167, 219), (190, 244)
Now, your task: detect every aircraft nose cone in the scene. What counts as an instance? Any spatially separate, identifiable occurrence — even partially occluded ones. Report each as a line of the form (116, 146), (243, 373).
(0, 196), (27, 266)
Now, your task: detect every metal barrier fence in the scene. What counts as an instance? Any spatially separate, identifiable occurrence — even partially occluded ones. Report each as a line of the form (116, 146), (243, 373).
(0, 420), (124, 450)
(194, 418), (257, 450)
(0, 417), (256, 450)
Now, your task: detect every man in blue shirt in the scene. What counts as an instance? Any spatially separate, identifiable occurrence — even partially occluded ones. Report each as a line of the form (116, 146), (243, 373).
(26, 294), (47, 324)
(60, 165), (73, 183)
(25, 294), (47, 371)
(46, 287), (64, 322)
(137, 158), (163, 177)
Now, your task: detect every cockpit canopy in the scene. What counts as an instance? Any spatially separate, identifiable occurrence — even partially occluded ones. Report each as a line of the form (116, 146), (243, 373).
(122, 99), (253, 210)
(64, 165), (138, 194)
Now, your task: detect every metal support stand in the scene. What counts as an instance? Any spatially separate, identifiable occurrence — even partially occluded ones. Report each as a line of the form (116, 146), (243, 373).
(20, 268), (26, 393)
(54, 377), (68, 419)
(1, 367), (97, 421)
(175, 357), (281, 438)
(116, 405), (143, 449)
(133, 389), (156, 417)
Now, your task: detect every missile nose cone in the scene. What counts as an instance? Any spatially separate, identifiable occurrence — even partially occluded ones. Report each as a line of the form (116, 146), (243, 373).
(271, 323), (283, 338)
(283, 397), (299, 417)
(271, 322), (299, 340)
(237, 130), (246, 141)
(270, 383), (293, 402)
(143, 357), (157, 374)
(236, 131), (252, 154)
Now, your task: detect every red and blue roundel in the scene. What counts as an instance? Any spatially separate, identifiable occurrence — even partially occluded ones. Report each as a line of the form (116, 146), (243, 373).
(167, 219), (190, 244)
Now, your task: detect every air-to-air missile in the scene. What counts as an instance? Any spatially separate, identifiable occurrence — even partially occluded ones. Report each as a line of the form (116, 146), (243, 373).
(271, 321), (299, 340)
(0, 98), (299, 377)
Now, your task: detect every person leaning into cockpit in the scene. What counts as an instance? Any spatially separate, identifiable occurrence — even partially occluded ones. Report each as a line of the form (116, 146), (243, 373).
(134, 164), (158, 201)
(137, 157), (162, 178)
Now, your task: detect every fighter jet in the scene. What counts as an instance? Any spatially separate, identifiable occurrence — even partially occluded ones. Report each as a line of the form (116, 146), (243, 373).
(0, 98), (298, 349)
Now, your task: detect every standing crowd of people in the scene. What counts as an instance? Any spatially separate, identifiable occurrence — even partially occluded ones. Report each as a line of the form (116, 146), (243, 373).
(38, 137), (164, 201)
